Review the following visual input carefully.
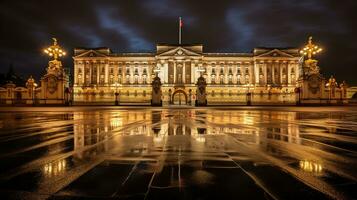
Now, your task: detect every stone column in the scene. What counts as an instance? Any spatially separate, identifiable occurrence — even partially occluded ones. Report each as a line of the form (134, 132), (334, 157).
(191, 62), (195, 84)
(183, 61), (186, 84)
(272, 62), (275, 84)
(164, 62), (169, 83)
(105, 62), (109, 85)
(97, 64), (100, 85)
(173, 62), (176, 83)
(264, 62), (268, 85)
(250, 63), (254, 84)
(254, 62), (259, 85)
(280, 61), (283, 84)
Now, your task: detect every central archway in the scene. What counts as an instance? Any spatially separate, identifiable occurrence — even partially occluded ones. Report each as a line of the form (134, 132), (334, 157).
(172, 89), (187, 105)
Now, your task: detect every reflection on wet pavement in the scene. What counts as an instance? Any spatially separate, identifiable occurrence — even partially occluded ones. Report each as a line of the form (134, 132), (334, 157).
(0, 107), (356, 199)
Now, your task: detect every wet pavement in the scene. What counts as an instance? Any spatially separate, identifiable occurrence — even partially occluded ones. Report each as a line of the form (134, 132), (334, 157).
(0, 106), (356, 199)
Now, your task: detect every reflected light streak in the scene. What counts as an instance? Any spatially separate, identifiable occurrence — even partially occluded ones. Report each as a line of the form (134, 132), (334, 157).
(299, 160), (323, 174)
(43, 159), (67, 177)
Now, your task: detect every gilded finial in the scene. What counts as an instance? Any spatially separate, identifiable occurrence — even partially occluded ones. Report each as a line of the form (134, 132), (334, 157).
(52, 38), (57, 45)
(308, 36), (313, 45)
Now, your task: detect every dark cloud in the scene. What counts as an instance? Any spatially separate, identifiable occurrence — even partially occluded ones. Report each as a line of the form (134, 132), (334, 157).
(0, 0), (356, 84)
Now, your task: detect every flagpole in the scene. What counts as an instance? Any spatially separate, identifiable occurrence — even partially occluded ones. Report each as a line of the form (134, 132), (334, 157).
(179, 17), (181, 44)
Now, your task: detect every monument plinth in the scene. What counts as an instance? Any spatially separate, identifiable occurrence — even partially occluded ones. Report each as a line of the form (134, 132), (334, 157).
(40, 38), (69, 105)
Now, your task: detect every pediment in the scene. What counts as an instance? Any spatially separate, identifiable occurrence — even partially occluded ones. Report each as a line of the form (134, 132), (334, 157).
(157, 47), (201, 57)
(256, 49), (294, 58)
(74, 50), (108, 58)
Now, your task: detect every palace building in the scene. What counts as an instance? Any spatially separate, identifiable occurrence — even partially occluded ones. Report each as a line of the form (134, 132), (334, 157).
(72, 44), (302, 105)
(0, 37), (353, 106)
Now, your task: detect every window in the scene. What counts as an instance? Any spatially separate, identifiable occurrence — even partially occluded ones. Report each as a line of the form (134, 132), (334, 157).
(212, 68), (216, 74)
(101, 67), (105, 74)
(78, 75), (82, 84)
(237, 67), (241, 75)
(142, 76), (147, 84)
(220, 68), (224, 75)
(245, 75), (250, 83)
(220, 76), (224, 84)
(245, 67), (249, 74)
(143, 68), (147, 75)
(211, 75), (215, 84)
(110, 68), (114, 74)
(109, 75), (114, 84)
(126, 68), (130, 75)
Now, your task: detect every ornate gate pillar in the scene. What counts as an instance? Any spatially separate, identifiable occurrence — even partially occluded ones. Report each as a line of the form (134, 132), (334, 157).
(151, 76), (162, 106)
(195, 76), (207, 106)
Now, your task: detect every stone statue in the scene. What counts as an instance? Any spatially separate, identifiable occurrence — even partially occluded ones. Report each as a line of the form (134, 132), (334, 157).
(151, 76), (162, 106)
(196, 76), (207, 106)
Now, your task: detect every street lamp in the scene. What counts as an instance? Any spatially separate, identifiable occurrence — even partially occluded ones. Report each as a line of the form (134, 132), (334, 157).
(114, 82), (120, 106)
(43, 38), (66, 61)
(300, 36), (322, 61)
(33, 83), (38, 105)
(246, 83), (253, 106)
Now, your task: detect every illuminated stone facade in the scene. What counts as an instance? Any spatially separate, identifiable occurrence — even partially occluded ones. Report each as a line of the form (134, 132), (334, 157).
(73, 44), (302, 105)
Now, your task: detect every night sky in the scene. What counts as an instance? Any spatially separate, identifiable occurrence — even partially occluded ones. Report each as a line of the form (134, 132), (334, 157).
(1, 0), (356, 84)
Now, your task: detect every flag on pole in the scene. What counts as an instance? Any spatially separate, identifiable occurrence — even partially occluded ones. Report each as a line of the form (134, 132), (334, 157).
(179, 17), (182, 44)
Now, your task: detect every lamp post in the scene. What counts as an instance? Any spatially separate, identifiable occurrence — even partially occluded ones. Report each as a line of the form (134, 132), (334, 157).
(114, 82), (120, 106)
(43, 38), (66, 60)
(295, 87), (301, 105)
(33, 83), (38, 105)
(299, 36), (322, 61)
(246, 83), (253, 106)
